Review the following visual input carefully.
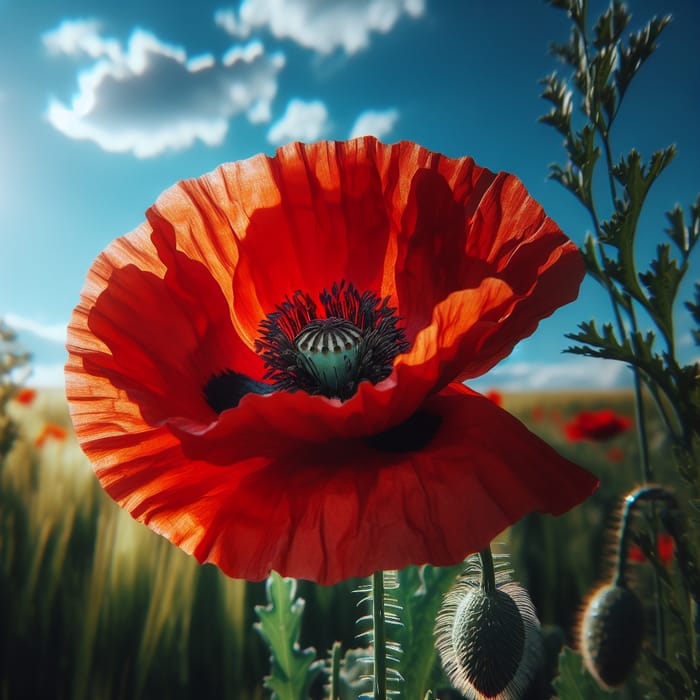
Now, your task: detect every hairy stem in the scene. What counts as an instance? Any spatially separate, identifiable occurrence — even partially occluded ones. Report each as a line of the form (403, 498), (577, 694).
(479, 546), (497, 594)
(372, 571), (387, 700)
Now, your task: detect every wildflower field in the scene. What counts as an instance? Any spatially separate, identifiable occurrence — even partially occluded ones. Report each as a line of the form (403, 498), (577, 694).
(2, 1), (699, 698)
(1, 385), (679, 699)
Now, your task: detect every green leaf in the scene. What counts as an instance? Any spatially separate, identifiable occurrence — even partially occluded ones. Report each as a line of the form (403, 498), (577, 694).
(639, 243), (684, 346)
(616, 15), (671, 100)
(334, 647), (372, 700)
(539, 74), (573, 137)
(393, 563), (463, 700)
(552, 647), (622, 699)
(588, 45), (618, 120)
(686, 282), (700, 346)
(254, 572), (323, 700)
(593, 1), (630, 50)
(598, 146), (676, 302)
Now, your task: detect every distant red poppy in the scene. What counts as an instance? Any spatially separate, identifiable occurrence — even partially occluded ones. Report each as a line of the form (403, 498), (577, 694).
(65, 137), (597, 584)
(564, 408), (633, 442)
(35, 423), (68, 447)
(14, 387), (37, 405)
(629, 533), (674, 566)
(530, 405), (545, 423)
(485, 390), (504, 407)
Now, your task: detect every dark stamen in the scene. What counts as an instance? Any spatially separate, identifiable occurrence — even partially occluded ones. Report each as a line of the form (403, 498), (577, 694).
(255, 281), (409, 401)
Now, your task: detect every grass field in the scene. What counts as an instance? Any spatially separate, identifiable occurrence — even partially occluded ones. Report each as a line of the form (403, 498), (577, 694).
(0, 386), (677, 699)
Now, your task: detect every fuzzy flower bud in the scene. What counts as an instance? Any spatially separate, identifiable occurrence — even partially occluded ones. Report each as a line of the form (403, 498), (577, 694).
(579, 583), (644, 688)
(435, 561), (542, 700)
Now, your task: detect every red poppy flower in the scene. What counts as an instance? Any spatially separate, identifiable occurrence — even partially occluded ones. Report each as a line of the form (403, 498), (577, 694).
(629, 533), (674, 566)
(35, 423), (68, 447)
(13, 387), (37, 405)
(564, 408), (633, 442)
(65, 137), (597, 584)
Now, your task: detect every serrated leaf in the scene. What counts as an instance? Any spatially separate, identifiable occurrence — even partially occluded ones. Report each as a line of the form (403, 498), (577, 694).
(593, 1), (630, 50)
(548, 163), (589, 205)
(666, 196), (700, 263)
(589, 45), (618, 117)
(254, 572), (323, 700)
(685, 282), (700, 346)
(665, 205), (690, 254)
(549, 39), (580, 68)
(616, 15), (671, 99)
(613, 147), (676, 196)
(336, 648), (372, 700)
(539, 74), (573, 137)
(639, 243), (684, 345)
(600, 146), (676, 302)
(552, 647), (623, 699)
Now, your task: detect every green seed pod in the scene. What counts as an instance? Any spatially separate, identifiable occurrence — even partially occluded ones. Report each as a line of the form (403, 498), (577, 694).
(435, 577), (542, 700)
(579, 583), (644, 688)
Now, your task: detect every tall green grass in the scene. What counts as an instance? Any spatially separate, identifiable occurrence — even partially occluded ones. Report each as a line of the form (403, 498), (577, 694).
(0, 390), (267, 700)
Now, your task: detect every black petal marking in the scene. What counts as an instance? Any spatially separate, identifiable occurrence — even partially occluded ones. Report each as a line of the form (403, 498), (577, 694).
(204, 370), (273, 414)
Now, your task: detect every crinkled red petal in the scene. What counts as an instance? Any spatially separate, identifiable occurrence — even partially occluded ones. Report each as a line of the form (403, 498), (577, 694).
(145, 138), (583, 377)
(65, 137), (594, 584)
(170, 276), (519, 463)
(67, 222), (262, 428)
(66, 380), (597, 585)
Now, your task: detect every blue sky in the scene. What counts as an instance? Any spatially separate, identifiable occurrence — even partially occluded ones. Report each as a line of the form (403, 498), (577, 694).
(0, 0), (697, 391)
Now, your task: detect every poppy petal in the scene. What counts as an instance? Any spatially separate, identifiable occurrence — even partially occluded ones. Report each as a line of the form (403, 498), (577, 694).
(67, 223), (262, 429)
(66, 138), (595, 585)
(71, 382), (596, 584)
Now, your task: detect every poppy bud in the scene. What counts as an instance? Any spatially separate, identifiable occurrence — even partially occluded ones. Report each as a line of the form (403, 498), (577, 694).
(436, 575), (542, 700)
(579, 583), (644, 688)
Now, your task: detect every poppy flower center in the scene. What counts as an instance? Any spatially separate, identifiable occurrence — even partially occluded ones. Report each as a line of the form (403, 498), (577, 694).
(294, 318), (363, 397)
(255, 281), (409, 401)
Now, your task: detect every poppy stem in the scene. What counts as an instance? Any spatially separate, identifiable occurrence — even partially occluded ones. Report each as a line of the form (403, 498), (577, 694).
(329, 641), (341, 700)
(479, 545), (496, 594)
(372, 571), (387, 700)
(614, 487), (678, 588)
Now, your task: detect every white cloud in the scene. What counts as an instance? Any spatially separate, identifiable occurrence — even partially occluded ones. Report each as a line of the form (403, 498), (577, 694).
(349, 108), (399, 139)
(472, 357), (631, 392)
(43, 21), (285, 157)
(267, 98), (329, 144)
(42, 18), (122, 62)
(24, 364), (66, 388)
(215, 8), (246, 38)
(4, 313), (67, 344)
(217, 0), (425, 54)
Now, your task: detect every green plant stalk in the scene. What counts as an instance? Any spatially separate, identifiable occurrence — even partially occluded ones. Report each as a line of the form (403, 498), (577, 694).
(479, 546), (496, 594)
(329, 641), (341, 700)
(372, 571), (387, 700)
(579, 29), (668, 653)
(614, 486), (679, 578)
(627, 306), (667, 655)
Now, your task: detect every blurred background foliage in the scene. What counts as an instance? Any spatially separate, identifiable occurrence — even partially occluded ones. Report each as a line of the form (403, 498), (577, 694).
(0, 382), (673, 699)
